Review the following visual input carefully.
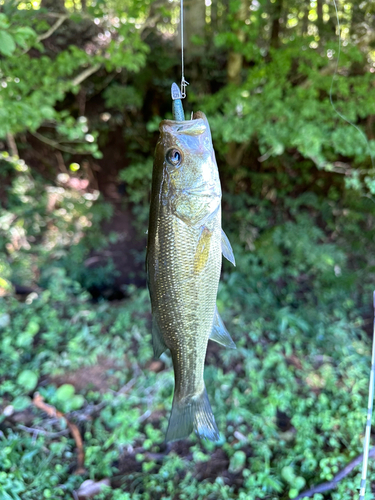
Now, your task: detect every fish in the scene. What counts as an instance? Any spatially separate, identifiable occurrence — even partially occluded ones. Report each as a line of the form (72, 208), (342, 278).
(146, 86), (236, 442)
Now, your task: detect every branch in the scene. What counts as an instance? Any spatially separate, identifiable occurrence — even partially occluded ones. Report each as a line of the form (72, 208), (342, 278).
(30, 13), (101, 89)
(75, 478), (111, 499)
(17, 424), (69, 438)
(31, 131), (88, 155)
(6, 133), (19, 157)
(33, 393), (85, 474)
(258, 148), (274, 163)
(294, 447), (375, 500)
(139, 14), (162, 38)
(71, 63), (101, 87)
(38, 14), (69, 42)
(308, 155), (354, 175)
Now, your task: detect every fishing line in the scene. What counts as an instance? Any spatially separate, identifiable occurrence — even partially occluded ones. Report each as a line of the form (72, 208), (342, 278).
(359, 293), (375, 500)
(180, 0), (189, 98)
(330, 1), (375, 497)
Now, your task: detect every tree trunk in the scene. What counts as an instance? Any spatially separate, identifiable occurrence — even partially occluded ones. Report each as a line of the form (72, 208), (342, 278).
(270, 0), (283, 49)
(225, 1), (249, 168)
(316, 0), (324, 39)
(301, 0), (309, 37)
(211, 0), (218, 32)
(177, 0), (206, 57)
(227, 0), (248, 85)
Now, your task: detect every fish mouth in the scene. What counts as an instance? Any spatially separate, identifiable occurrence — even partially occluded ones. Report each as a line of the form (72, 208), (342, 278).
(160, 111), (209, 136)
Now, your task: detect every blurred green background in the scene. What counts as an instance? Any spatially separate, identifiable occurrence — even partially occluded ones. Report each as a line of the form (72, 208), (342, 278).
(1, 0), (375, 498)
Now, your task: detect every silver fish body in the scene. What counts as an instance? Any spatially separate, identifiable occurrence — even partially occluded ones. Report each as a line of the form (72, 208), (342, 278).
(147, 111), (235, 442)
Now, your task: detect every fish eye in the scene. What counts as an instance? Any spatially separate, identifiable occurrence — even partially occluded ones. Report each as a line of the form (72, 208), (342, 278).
(166, 148), (182, 167)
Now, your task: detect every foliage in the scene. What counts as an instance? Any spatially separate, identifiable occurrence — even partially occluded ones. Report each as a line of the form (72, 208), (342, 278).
(0, 153), (115, 291)
(0, 0), (150, 157)
(2, 155), (375, 498)
(1, 0), (375, 499)
(118, 159), (153, 231)
(1, 232), (375, 498)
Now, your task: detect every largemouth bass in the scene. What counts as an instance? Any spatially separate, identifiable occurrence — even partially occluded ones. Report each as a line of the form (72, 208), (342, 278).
(147, 95), (236, 442)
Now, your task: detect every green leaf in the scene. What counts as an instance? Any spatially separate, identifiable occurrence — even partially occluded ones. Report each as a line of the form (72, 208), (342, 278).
(17, 370), (38, 392)
(295, 476), (306, 490)
(13, 26), (37, 48)
(289, 488), (299, 499)
(55, 384), (75, 401)
(281, 466), (295, 483)
(15, 26), (36, 38)
(70, 395), (84, 410)
(0, 30), (16, 56)
(12, 396), (32, 411)
(0, 14), (9, 30)
(229, 451), (247, 473)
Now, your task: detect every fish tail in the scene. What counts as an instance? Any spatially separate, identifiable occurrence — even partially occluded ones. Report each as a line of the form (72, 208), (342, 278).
(166, 387), (220, 442)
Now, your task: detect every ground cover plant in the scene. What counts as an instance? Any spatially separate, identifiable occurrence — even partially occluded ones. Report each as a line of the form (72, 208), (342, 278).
(1, 0), (375, 499)
(1, 161), (375, 500)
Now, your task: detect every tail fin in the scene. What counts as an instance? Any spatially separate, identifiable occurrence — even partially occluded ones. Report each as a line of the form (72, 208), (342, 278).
(165, 387), (220, 442)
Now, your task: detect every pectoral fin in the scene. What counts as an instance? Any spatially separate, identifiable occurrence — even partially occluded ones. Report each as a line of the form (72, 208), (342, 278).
(152, 316), (168, 358)
(210, 307), (236, 349)
(221, 229), (236, 266)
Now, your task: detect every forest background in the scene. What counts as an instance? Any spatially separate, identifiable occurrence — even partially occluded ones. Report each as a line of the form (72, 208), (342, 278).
(1, 0), (375, 499)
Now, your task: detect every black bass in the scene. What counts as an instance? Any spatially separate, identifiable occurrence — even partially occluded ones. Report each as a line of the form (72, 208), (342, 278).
(147, 87), (235, 442)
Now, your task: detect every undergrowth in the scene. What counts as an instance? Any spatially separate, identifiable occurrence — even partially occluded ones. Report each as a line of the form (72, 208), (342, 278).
(1, 154), (375, 499)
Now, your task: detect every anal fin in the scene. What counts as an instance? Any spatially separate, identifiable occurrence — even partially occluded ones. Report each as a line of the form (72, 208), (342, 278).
(210, 306), (236, 349)
(221, 229), (235, 266)
(152, 316), (168, 358)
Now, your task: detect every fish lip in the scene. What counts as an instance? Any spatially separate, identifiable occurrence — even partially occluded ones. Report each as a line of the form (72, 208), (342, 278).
(160, 115), (208, 136)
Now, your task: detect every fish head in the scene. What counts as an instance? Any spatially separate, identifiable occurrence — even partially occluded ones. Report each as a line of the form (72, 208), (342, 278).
(155, 112), (221, 226)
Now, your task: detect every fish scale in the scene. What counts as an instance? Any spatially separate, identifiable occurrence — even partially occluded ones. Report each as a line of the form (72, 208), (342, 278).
(147, 110), (236, 442)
